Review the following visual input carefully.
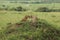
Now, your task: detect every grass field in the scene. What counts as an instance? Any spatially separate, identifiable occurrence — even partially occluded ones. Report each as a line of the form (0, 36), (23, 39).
(0, 3), (60, 40)
(0, 11), (60, 40)
(0, 3), (60, 11)
(0, 11), (60, 29)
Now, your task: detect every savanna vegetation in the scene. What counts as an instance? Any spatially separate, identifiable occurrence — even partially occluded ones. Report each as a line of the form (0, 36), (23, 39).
(0, 3), (60, 40)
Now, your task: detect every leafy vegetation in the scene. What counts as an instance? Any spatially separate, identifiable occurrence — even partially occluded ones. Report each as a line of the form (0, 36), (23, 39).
(35, 7), (60, 12)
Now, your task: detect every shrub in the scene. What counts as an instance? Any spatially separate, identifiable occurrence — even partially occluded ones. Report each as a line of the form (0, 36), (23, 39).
(35, 7), (51, 12)
(35, 7), (60, 12)
(14, 6), (27, 11)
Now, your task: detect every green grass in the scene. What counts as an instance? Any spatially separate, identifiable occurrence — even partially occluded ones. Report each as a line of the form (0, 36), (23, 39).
(0, 3), (60, 11)
(0, 11), (60, 40)
(0, 11), (60, 29)
(0, 2), (60, 40)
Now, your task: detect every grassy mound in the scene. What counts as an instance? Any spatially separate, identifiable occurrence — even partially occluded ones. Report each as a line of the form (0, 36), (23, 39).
(0, 19), (60, 40)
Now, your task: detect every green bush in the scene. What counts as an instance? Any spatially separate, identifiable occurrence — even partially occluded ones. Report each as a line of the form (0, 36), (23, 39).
(14, 6), (27, 11)
(35, 7), (60, 12)
(35, 7), (51, 12)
